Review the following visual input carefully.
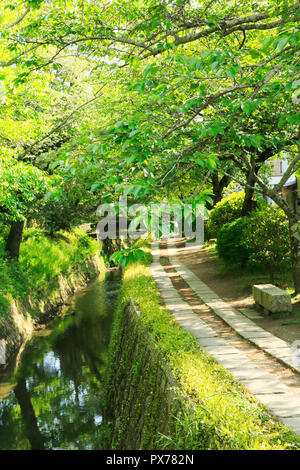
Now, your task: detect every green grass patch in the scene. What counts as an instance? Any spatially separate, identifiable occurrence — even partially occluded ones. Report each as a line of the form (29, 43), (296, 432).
(207, 242), (294, 295)
(110, 249), (300, 450)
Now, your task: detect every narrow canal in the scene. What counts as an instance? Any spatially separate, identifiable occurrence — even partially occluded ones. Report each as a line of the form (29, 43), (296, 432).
(0, 269), (120, 450)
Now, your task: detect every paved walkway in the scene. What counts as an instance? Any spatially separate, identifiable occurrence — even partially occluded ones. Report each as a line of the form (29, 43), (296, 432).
(150, 240), (300, 436)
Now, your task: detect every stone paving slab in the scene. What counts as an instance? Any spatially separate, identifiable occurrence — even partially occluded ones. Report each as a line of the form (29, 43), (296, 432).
(154, 278), (173, 286)
(199, 295), (221, 302)
(255, 393), (300, 418)
(202, 343), (242, 356)
(185, 280), (214, 289)
(175, 313), (199, 323)
(237, 329), (275, 340)
(174, 271), (212, 288)
(156, 283), (175, 290)
(242, 378), (289, 395)
(163, 300), (190, 310)
(159, 288), (182, 296)
(155, 281), (173, 288)
(239, 308), (263, 320)
(165, 308), (193, 317)
(190, 326), (219, 338)
(229, 366), (277, 382)
(159, 284), (183, 292)
(281, 417), (300, 434)
(158, 284), (180, 291)
(160, 297), (183, 306)
(263, 347), (292, 359)
(277, 358), (300, 374)
(160, 294), (182, 302)
(216, 355), (258, 370)
(216, 313), (258, 328)
(176, 319), (200, 329)
(206, 300), (234, 310)
(171, 306), (196, 315)
(171, 309), (196, 317)
(190, 286), (213, 294)
(152, 272), (167, 279)
(188, 282), (217, 292)
(196, 336), (229, 348)
(173, 311), (204, 321)
(180, 321), (207, 333)
(251, 337), (289, 350)
(226, 321), (269, 334)
(155, 279), (174, 285)
(211, 309), (252, 324)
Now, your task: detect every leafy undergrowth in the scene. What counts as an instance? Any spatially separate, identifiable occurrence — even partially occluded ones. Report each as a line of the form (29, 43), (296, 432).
(0, 227), (103, 317)
(118, 249), (300, 450)
(206, 242), (294, 295)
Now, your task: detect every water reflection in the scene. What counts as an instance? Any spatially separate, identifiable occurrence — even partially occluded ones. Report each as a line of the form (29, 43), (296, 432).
(0, 270), (120, 450)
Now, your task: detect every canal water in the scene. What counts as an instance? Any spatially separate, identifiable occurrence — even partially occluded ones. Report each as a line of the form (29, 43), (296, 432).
(0, 269), (120, 450)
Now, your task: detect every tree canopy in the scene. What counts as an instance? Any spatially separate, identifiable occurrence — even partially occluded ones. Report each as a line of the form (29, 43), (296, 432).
(0, 0), (299, 287)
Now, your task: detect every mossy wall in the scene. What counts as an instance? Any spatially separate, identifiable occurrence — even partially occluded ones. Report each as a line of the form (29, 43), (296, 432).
(102, 299), (182, 450)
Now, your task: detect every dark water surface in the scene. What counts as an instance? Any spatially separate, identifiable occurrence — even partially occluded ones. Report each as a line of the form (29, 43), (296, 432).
(0, 269), (120, 450)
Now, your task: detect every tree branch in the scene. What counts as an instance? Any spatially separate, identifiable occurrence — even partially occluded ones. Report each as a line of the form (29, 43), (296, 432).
(1, 7), (30, 31)
(17, 85), (107, 160)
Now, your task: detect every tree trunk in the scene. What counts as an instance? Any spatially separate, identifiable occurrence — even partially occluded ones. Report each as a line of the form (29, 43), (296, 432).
(289, 216), (300, 295)
(14, 378), (45, 450)
(241, 172), (256, 216)
(5, 220), (25, 260)
(209, 173), (231, 208)
(269, 263), (275, 284)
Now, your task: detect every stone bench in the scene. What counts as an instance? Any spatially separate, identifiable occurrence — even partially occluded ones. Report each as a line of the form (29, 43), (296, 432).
(252, 284), (292, 314)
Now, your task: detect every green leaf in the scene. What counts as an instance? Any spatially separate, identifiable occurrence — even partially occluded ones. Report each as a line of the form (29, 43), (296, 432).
(277, 37), (289, 52)
(278, 115), (287, 127)
(44, 191), (52, 202)
(292, 80), (300, 89)
(262, 37), (273, 50)
(250, 134), (263, 148)
(143, 64), (152, 78)
(205, 124), (224, 137)
(241, 101), (255, 115)
(226, 67), (236, 81)
(248, 49), (262, 59)
(129, 129), (139, 137)
(126, 155), (137, 165)
(195, 158), (206, 167)
(90, 183), (100, 192)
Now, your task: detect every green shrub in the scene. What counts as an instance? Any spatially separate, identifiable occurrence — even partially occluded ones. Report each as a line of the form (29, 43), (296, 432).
(216, 217), (249, 267)
(208, 191), (245, 238)
(243, 205), (290, 282)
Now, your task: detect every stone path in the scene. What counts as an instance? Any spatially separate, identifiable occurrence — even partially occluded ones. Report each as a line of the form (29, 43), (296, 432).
(167, 239), (300, 373)
(150, 240), (300, 436)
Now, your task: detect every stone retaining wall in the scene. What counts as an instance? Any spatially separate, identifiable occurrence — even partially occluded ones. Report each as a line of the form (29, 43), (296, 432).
(102, 299), (183, 450)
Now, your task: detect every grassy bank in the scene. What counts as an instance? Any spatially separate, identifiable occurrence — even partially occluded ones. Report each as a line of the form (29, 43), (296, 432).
(0, 227), (104, 317)
(0, 227), (105, 362)
(106, 247), (300, 450)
